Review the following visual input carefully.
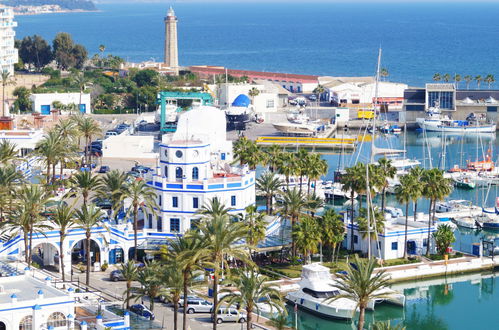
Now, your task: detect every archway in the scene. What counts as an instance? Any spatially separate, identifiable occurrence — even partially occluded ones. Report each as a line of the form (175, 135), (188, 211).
(71, 239), (101, 267)
(0, 321), (5, 330)
(47, 312), (66, 327)
(31, 242), (60, 271)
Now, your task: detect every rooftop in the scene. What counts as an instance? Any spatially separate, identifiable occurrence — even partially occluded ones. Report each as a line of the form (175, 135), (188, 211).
(0, 276), (68, 304)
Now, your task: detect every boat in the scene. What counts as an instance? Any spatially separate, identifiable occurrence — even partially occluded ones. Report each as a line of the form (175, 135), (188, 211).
(285, 264), (405, 320)
(467, 153), (495, 171)
(225, 94), (254, 130)
(452, 216), (478, 230)
(453, 176), (476, 189)
(272, 121), (325, 136)
(475, 213), (499, 230)
(380, 123), (402, 134)
(416, 106), (496, 133)
(435, 200), (476, 213)
(324, 182), (358, 201)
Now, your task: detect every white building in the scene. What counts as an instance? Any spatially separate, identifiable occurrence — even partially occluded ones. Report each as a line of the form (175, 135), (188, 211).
(102, 134), (157, 159)
(146, 106), (256, 234)
(218, 82), (285, 113)
(0, 271), (74, 329)
(30, 93), (91, 114)
(345, 216), (436, 260)
(0, 6), (17, 75)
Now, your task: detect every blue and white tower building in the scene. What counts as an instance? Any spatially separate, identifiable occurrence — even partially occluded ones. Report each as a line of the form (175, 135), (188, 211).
(145, 106), (256, 234)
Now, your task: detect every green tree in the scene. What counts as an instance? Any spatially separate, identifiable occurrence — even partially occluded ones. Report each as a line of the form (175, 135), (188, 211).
(408, 166), (425, 223)
(326, 256), (392, 330)
(306, 153), (328, 194)
(248, 87), (260, 105)
(433, 224), (455, 256)
(74, 115), (101, 164)
(277, 152), (297, 188)
(240, 205), (266, 259)
(74, 203), (105, 286)
(256, 171), (283, 215)
(18, 35), (53, 70)
(120, 260), (138, 309)
(71, 71), (91, 114)
(312, 84), (325, 105)
(122, 179), (158, 260)
(341, 163), (365, 252)
(0, 71), (15, 117)
(422, 168), (452, 256)
(0, 140), (18, 165)
(320, 209), (345, 262)
(220, 268), (283, 330)
(99, 170), (128, 220)
(454, 74), (462, 88)
(67, 171), (102, 206)
(233, 137), (262, 170)
(53, 33), (87, 70)
(376, 157), (396, 214)
(130, 261), (167, 313)
(395, 174), (414, 258)
(485, 74), (495, 89)
(0, 165), (24, 220)
(432, 73), (441, 82)
(162, 261), (184, 330)
(475, 75), (483, 89)
(35, 129), (64, 185)
(13, 87), (32, 113)
(194, 198), (251, 330)
(50, 203), (76, 281)
(442, 73), (451, 82)
(132, 69), (159, 87)
(280, 188), (308, 258)
(293, 215), (320, 264)
(264, 144), (284, 172)
(464, 75), (473, 89)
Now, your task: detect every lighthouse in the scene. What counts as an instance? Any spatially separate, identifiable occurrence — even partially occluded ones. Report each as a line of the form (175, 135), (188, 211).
(164, 6), (179, 75)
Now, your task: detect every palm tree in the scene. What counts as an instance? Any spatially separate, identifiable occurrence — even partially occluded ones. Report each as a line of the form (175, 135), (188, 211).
(433, 224), (455, 256)
(442, 73), (451, 82)
(264, 144), (283, 172)
(0, 140), (18, 165)
(357, 207), (385, 257)
(193, 198), (251, 330)
(395, 174), (413, 259)
(295, 148), (309, 193)
(320, 209), (345, 262)
(100, 170), (129, 220)
(67, 171), (102, 206)
(162, 261), (184, 330)
(380, 68), (389, 81)
(74, 204), (105, 285)
(220, 268), (284, 330)
(0, 71), (15, 117)
(485, 74), (495, 89)
(475, 75), (483, 89)
(122, 179), (158, 260)
(422, 168), (452, 256)
(120, 260), (138, 310)
(375, 157), (396, 214)
(256, 171), (283, 215)
(293, 215), (320, 264)
(164, 234), (207, 330)
(240, 205), (266, 259)
(248, 87), (260, 105)
(36, 130), (64, 185)
(312, 85), (325, 106)
(131, 261), (167, 313)
(432, 73), (441, 82)
(326, 256), (391, 330)
(0, 165), (23, 219)
(408, 166), (425, 223)
(306, 153), (328, 194)
(71, 72), (91, 114)
(454, 74), (461, 88)
(277, 152), (297, 188)
(233, 137), (262, 169)
(464, 75), (473, 89)
(341, 164), (364, 252)
(280, 188), (308, 258)
(50, 203), (76, 281)
(75, 115), (101, 165)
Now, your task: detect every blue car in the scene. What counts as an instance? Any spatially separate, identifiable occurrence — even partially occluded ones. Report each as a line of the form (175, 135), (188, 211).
(130, 304), (155, 320)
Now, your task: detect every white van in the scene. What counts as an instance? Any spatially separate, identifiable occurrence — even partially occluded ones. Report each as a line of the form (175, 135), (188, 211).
(212, 307), (247, 324)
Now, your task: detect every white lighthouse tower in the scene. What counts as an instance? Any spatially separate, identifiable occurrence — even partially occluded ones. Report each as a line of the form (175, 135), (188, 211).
(164, 6), (179, 75)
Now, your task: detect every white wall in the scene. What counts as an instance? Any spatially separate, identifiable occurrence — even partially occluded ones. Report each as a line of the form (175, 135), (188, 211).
(102, 135), (157, 159)
(30, 93), (92, 114)
(253, 92), (279, 113)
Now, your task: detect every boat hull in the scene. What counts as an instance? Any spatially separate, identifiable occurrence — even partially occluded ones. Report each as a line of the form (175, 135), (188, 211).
(417, 120), (497, 133)
(285, 293), (356, 320)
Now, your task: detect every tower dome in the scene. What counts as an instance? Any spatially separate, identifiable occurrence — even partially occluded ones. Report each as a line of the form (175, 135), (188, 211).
(232, 94), (251, 107)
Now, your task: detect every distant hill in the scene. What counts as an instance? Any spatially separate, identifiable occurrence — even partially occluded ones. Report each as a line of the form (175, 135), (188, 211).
(1, 0), (97, 11)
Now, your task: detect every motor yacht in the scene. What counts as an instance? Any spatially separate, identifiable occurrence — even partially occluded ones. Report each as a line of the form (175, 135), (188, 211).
(416, 106), (496, 133)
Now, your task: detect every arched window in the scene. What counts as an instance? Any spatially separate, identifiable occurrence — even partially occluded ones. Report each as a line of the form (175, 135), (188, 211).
(164, 166), (168, 178)
(47, 312), (66, 327)
(176, 167), (183, 180)
(19, 316), (32, 330)
(0, 321), (5, 330)
(192, 167), (199, 180)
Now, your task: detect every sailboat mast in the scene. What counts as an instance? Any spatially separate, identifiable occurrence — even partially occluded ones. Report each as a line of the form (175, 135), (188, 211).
(371, 48), (382, 164)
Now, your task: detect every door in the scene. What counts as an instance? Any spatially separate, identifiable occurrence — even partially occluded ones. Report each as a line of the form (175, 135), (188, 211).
(79, 104), (86, 113)
(40, 105), (50, 115)
(407, 241), (416, 255)
(109, 249), (116, 264)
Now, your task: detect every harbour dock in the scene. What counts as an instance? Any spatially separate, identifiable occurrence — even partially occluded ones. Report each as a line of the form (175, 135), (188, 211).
(256, 136), (357, 150)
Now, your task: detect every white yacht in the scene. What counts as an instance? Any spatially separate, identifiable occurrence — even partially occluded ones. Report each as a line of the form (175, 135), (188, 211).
(416, 106), (496, 133)
(324, 182), (358, 201)
(273, 112), (329, 136)
(286, 264), (405, 320)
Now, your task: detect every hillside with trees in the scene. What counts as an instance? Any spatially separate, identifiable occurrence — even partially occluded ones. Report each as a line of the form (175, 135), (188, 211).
(1, 0), (96, 11)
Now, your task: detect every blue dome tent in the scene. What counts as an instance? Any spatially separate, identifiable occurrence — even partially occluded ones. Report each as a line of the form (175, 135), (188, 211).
(232, 94), (251, 107)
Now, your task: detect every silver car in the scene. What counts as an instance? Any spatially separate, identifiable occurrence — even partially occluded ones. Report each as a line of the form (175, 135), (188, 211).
(183, 299), (213, 314)
(212, 307), (247, 324)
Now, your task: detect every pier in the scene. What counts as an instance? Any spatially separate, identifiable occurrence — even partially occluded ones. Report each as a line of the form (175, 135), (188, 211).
(256, 136), (357, 150)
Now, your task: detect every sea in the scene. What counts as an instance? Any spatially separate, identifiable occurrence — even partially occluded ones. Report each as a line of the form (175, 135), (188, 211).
(16, 2), (499, 328)
(14, 2), (499, 87)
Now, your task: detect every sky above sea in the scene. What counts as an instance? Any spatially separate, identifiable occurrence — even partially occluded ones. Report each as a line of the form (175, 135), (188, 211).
(14, 2), (499, 87)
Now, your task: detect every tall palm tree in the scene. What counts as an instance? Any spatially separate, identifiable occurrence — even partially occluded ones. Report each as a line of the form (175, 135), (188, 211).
(295, 148), (309, 193)
(475, 75), (483, 89)
(0, 140), (18, 165)
(36, 130), (64, 185)
(50, 203), (76, 281)
(233, 137), (262, 170)
(193, 199), (251, 330)
(326, 256), (392, 330)
(219, 268), (283, 330)
(312, 84), (325, 106)
(395, 174), (413, 259)
(122, 179), (158, 260)
(74, 203), (105, 285)
(131, 261), (167, 313)
(100, 170), (129, 220)
(162, 261), (184, 330)
(422, 168), (452, 256)
(293, 215), (320, 264)
(357, 207), (385, 257)
(408, 166), (425, 223)
(256, 171), (282, 215)
(71, 72), (91, 115)
(248, 87), (260, 105)
(341, 164), (364, 252)
(264, 144), (283, 172)
(0, 165), (23, 219)
(120, 260), (138, 309)
(485, 74), (495, 89)
(376, 157), (396, 214)
(306, 153), (328, 194)
(464, 75), (473, 90)
(197, 196), (232, 218)
(454, 74), (462, 88)
(433, 224), (455, 256)
(280, 188), (308, 258)
(164, 234), (207, 330)
(320, 208), (345, 262)
(0, 71), (15, 117)
(240, 205), (267, 259)
(277, 152), (297, 188)
(75, 115), (101, 165)
(380, 68), (389, 81)
(432, 73), (441, 82)
(442, 73), (451, 82)
(67, 171), (102, 206)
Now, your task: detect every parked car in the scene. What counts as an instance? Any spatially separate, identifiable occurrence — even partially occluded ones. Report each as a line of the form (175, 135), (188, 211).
(308, 94), (317, 101)
(110, 270), (125, 282)
(93, 197), (113, 210)
(212, 307), (246, 324)
(130, 304), (155, 320)
(183, 299), (213, 314)
(177, 295), (201, 307)
(91, 140), (103, 148)
(131, 165), (152, 174)
(98, 165), (110, 173)
(105, 130), (118, 137)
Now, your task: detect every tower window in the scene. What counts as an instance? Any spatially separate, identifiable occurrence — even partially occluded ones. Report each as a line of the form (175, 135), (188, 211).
(164, 166), (168, 178)
(192, 167), (199, 180)
(193, 197), (199, 209)
(170, 218), (180, 232)
(172, 196), (178, 208)
(231, 195), (236, 206)
(176, 167), (183, 180)
(157, 216), (163, 232)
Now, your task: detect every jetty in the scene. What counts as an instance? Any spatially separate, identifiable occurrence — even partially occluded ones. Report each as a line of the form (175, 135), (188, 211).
(256, 136), (357, 150)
